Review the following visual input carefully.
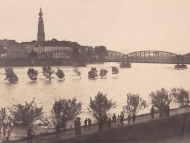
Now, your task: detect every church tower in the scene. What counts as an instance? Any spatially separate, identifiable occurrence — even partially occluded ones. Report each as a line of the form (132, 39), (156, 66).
(37, 8), (45, 41)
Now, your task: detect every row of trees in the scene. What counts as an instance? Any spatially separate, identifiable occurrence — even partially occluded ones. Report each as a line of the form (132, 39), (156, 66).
(4, 66), (120, 82)
(71, 46), (108, 59)
(4, 66), (81, 83)
(1, 87), (189, 138)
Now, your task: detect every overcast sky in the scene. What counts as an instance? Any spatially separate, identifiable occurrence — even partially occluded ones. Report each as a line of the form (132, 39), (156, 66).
(0, 0), (190, 54)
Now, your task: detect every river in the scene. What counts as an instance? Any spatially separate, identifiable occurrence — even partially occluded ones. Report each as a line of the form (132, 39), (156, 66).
(0, 63), (189, 125)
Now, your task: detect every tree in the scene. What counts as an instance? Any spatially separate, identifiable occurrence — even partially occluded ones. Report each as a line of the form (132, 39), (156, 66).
(112, 67), (119, 75)
(99, 69), (108, 77)
(86, 46), (94, 58)
(149, 88), (173, 114)
(123, 93), (148, 115)
(71, 47), (80, 58)
(42, 66), (54, 80)
(79, 46), (88, 59)
(9, 98), (43, 125)
(28, 50), (38, 58)
(88, 68), (98, 78)
(88, 92), (116, 119)
(4, 67), (19, 83)
(94, 46), (107, 59)
(0, 108), (14, 139)
(52, 98), (82, 121)
(27, 68), (38, 81)
(171, 87), (189, 107)
(55, 68), (65, 80)
(73, 66), (81, 79)
(0, 45), (7, 56)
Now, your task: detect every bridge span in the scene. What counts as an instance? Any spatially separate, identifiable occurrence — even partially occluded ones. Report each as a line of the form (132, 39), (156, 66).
(38, 50), (190, 65)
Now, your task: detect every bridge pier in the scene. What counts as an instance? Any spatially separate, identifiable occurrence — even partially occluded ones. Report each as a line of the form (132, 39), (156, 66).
(120, 62), (131, 68)
(174, 64), (187, 69)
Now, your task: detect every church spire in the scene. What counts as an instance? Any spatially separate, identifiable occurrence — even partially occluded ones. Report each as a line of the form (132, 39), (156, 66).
(39, 8), (43, 17)
(37, 8), (45, 41)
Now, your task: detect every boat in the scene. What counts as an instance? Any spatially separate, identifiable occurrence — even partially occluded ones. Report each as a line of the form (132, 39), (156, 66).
(120, 62), (131, 68)
(175, 64), (187, 69)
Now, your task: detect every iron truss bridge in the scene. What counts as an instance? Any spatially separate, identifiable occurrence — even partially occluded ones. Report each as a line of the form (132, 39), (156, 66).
(39, 50), (190, 64)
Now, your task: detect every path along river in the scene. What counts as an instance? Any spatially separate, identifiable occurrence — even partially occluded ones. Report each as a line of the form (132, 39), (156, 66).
(0, 63), (189, 125)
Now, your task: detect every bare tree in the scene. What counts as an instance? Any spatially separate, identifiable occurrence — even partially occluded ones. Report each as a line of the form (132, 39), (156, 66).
(73, 66), (81, 79)
(171, 87), (189, 107)
(123, 93), (148, 115)
(88, 92), (116, 119)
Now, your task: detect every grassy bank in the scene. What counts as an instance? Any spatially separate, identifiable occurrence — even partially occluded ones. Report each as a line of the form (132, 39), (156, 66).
(55, 112), (190, 143)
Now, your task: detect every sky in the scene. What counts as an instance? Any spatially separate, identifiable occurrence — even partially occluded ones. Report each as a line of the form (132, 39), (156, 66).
(0, 0), (190, 54)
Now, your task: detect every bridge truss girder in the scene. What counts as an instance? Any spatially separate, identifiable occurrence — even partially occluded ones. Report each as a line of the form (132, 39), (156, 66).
(123, 50), (181, 62)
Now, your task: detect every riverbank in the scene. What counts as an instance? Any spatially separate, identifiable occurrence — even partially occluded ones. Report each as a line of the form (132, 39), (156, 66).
(10, 106), (190, 143)
(0, 58), (104, 67)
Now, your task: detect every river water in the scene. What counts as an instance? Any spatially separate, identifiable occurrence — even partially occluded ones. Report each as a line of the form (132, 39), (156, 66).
(0, 63), (189, 125)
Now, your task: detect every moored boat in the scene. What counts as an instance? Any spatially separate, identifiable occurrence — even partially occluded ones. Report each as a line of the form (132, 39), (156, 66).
(175, 64), (187, 69)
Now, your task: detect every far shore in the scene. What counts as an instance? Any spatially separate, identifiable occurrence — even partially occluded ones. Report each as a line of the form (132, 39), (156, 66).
(0, 58), (105, 67)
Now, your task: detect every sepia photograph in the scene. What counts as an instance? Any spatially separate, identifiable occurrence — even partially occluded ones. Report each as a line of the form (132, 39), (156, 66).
(0, 0), (190, 143)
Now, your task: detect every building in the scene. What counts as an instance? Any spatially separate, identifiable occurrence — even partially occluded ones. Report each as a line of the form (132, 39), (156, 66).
(21, 40), (38, 55)
(35, 39), (72, 58)
(0, 39), (25, 58)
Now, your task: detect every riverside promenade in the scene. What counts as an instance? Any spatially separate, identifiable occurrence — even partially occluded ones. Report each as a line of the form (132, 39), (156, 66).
(11, 106), (190, 143)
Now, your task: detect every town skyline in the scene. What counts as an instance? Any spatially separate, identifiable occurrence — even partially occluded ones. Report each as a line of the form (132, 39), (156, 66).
(1, 0), (190, 54)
